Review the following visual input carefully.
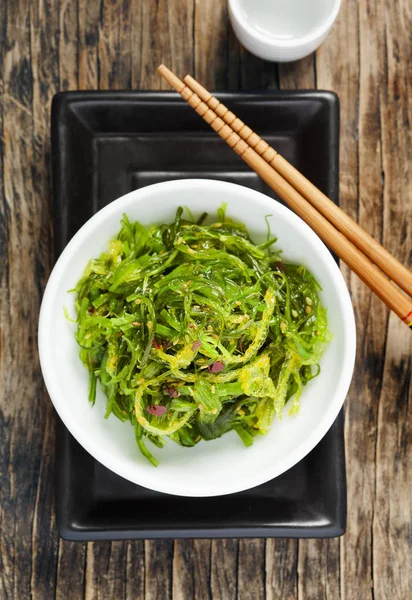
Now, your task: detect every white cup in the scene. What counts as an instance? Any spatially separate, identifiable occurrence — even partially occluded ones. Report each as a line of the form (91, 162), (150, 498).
(228, 0), (341, 63)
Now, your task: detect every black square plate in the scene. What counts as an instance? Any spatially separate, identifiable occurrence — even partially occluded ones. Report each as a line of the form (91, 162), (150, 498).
(51, 91), (345, 541)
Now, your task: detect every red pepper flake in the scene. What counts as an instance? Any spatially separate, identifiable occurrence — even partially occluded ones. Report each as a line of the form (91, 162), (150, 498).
(164, 386), (180, 398)
(208, 361), (225, 373)
(146, 405), (167, 417)
(192, 340), (202, 351)
(273, 261), (285, 272)
(152, 339), (162, 350)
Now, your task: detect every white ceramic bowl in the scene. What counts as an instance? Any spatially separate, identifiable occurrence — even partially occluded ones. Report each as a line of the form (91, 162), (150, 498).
(229, 0), (341, 63)
(39, 179), (355, 497)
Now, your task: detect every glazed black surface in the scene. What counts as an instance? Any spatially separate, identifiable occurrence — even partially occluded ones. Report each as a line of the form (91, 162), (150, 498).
(52, 91), (345, 541)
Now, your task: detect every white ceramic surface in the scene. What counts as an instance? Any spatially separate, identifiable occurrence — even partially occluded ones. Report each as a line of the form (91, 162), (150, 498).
(38, 179), (356, 497)
(229, 0), (341, 62)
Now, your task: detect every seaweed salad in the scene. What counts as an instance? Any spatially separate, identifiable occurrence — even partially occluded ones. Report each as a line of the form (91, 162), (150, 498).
(73, 206), (330, 465)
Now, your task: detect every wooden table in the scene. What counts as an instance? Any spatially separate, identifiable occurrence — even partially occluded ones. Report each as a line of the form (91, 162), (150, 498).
(1, 0), (411, 598)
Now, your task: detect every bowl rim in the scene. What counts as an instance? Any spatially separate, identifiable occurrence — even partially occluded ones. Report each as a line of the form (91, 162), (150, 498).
(38, 178), (356, 497)
(228, 0), (342, 50)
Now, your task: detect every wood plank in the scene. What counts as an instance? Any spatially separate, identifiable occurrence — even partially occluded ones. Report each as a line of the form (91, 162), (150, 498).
(210, 539), (238, 600)
(172, 540), (195, 599)
(78, 0), (100, 89)
(379, 0), (412, 267)
(125, 541), (145, 600)
(139, 0), (194, 89)
(28, 0), (61, 597)
(145, 540), (174, 600)
(59, 0), (79, 90)
(194, 0), (228, 88)
(118, 0), (134, 89)
(166, 0), (195, 83)
(237, 539), (265, 600)
(193, 540), (213, 600)
(0, 0), (58, 597)
(265, 539), (298, 600)
(340, 0), (387, 596)
(84, 542), (129, 600)
(98, 0), (121, 90)
(373, 316), (412, 600)
(297, 540), (341, 600)
(130, 0), (143, 89)
(55, 541), (87, 600)
(373, 0), (412, 598)
(316, 4), (360, 225)
(172, 540), (212, 600)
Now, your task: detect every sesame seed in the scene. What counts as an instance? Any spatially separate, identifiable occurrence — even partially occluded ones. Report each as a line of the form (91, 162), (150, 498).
(292, 309), (298, 318)
(305, 297), (312, 306)
(305, 306), (312, 314)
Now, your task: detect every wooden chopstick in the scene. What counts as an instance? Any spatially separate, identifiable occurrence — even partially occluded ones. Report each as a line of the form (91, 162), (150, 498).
(183, 74), (412, 300)
(157, 64), (412, 328)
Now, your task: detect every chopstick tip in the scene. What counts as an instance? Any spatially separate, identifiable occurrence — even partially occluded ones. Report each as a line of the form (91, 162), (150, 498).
(157, 64), (184, 92)
(183, 74), (211, 102)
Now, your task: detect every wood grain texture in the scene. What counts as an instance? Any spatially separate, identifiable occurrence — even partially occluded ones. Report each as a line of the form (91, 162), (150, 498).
(237, 539), (265, 599)
(172, 540), (212, 600)
(55, 541), (86, 600)
(373, 0), (412, 596)
(59, 0), (79, 90)
(279, 55), (316, 90)
(85, 541), (129, 600)
(210, 539), (238, 600)
(78, 0), (100, 89)
(139, 0), (194, 89)
(145, 540), (174, 600)
(265, 539), (298, 600)
(0, 0), (411, 598)
(126, 540), (145, 600)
